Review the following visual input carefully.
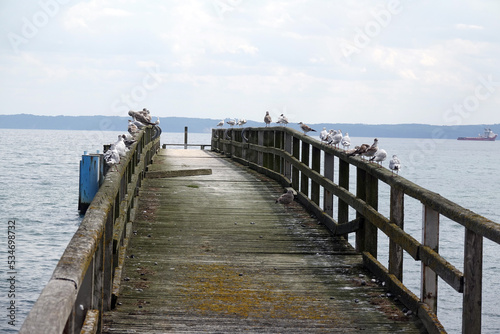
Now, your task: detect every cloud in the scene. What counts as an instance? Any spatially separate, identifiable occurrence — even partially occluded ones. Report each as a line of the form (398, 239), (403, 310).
(1, 0), (499, 125)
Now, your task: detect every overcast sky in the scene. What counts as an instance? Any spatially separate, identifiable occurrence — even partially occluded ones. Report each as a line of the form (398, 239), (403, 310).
(1, 0), (499, 125)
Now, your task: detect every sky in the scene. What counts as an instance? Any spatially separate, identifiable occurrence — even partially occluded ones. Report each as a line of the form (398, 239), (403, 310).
(1, 0), (499, 126)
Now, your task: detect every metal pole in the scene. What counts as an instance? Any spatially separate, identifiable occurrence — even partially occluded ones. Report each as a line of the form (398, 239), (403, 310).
(184, 126), (188, 149)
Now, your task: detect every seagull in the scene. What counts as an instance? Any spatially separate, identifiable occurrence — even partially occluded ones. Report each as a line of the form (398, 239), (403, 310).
(341, 132), (351, 150)
(128, 120), (139, 135)
(103, 144), (120, 171)
(264, 111), (272, 127)
(362, 138), (379, 160)
(389, 155), (401, 175)
(216, 120), (224, 127)
(139, 108), (152, 122)
(237, 118), (247, 126)
(128, 110), (156, 125)
(370, 148), (387, 166)
(298, 122), (316, 135)
(329, 129), (343, 148)
(121, 134), (136, 148)
(276, 189), (294, 205)
(114, 135), (128, 157)
(320, 127), (328, 142)
(347, 144), (370, 157)
(276, 114), (289, 126)
(154, 117), (160, 125)
(227, 119), (236, 127)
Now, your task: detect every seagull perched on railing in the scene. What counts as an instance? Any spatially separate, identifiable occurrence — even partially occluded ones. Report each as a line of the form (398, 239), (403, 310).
(216, 120), (224, 127)
(103, 144), (120, 171)
(362, 138), (379, 160)
(298, 122), (316, 135)
(114, 135), (129, 157)
(341, 132), (351, 150)
(347, 144), (370, 157)
(320, 127), (328, 142)
(389, 155), (401, 175)
(277, 114), (289, 126)
(128, 110), (156, 125)
(128, 120), (139, 135)
(370, 148), (387, 166)
(264, 111), (272, 127)
(237, 118), (247, 126)
(328, 129), (343, 148)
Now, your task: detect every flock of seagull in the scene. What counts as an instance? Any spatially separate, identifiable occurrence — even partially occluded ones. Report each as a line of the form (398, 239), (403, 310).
(103, 108), (160, 170)
(217, 111), (402, 177)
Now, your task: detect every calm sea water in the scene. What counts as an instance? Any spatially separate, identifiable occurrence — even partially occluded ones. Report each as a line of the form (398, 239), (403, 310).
(0, 129), (498, 333)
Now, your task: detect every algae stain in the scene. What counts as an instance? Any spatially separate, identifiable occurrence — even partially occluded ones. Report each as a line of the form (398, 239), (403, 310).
(186, 184), (199, 189)
(178, 263), (339, 324)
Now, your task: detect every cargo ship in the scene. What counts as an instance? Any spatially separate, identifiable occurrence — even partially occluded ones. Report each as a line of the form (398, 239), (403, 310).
(457, 128), (497, 141)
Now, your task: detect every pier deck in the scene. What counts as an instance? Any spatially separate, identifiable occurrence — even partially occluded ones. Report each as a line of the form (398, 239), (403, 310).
(102, 149), (425, 333)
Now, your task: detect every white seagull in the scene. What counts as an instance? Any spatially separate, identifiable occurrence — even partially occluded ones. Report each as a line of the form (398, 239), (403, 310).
(370, 148), (387, 166)
(103, 144), (120, 171)
(216, 120), (224, 127)
(341, 132), (351, 150)
(237, 119), (247, 126)
(329, 129), (343, 148)
(277, 114), (289, 126)
(226, 119), (236, 127)
(264, 111), (272, 127)
(114, 135), (129, 157)
(320, 127), (328, 142)
(389, 155), (401, 175)
(298, 122), (316, 135)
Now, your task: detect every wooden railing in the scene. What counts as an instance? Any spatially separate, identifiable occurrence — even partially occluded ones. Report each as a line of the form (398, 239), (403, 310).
(20, 127), (160, 334)
(212, 126), (500, 334)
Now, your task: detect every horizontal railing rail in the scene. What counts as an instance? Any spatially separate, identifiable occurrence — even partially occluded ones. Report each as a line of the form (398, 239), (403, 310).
(212, 126), (500, 334)
(20, 127), (160, 334)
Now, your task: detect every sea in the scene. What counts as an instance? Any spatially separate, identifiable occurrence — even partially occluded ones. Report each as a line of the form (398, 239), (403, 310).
(0, 128), (498, 333)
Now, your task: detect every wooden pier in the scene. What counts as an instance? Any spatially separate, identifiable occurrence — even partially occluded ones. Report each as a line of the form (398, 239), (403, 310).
(20, 126), (500, 334)
(102, 149), (425, 333)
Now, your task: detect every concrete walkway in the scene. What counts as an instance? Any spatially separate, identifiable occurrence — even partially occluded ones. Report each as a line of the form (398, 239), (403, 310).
(103, 149), (425, 333)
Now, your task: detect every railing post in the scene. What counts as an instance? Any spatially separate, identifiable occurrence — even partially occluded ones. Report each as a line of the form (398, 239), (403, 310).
(292, 136), (300, 190)
(284, 132), (292, 181)
(365, 172), (378, 257)
(258, 130), (264, 167)
(355, 168), (366, 252)
(323, 152), (334, 217)
(300, 141), (310, 197)
(389, 187), (404, 281)
(421, 205), (439, 312)
(275, 130), (283, 173)
(338, 158), (349, 231)
(311, 146), (321, 205)
(462, 229), (483, 334)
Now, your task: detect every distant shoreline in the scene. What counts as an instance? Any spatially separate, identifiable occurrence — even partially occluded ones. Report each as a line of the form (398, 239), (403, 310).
(0, 114), (498, 139)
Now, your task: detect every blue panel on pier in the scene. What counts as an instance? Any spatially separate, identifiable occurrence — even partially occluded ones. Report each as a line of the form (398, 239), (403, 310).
(79, 154), (102, 212)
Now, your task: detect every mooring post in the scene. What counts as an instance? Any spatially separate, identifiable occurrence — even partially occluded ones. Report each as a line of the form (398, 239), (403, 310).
(78, 152), (102, 213)
(184, 126), (188, 149)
